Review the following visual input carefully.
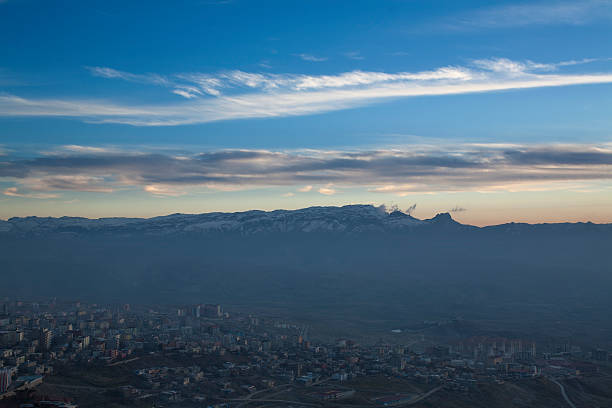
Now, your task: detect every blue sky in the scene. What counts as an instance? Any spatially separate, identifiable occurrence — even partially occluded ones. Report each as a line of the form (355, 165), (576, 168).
(1, 0), (612, 224)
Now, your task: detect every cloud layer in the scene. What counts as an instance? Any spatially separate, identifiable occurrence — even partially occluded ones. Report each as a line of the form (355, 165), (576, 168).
(1, 58), (612, 126)
(1, 143), (611, 198)
(438, 0), (612, 30)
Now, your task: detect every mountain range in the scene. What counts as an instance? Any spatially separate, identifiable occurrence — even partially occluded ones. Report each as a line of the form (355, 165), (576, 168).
(1, 204), (609, 236)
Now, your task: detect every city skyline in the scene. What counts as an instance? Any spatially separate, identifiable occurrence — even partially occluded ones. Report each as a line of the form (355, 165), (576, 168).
(1, 0), (612, 225)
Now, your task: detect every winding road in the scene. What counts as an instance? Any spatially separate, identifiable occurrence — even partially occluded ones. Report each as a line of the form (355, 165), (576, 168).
(551, 378), (577, 408)
(406, 385), (443, 405)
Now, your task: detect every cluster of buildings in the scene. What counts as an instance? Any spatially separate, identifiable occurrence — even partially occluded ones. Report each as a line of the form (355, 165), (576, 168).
(0, 299), (609, 406)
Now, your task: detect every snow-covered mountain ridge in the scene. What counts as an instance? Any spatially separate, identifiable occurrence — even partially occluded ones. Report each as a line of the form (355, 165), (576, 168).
(0, 205), (449, 235)
(0, 204), (608, 236)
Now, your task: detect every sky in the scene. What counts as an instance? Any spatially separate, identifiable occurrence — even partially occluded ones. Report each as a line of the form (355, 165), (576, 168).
(1, 0), (611, 225)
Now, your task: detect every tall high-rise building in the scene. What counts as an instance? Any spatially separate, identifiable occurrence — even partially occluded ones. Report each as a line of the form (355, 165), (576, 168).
(192, 305), (201, 318)
(40, 328), (53, 351)
(0, 368), (12, 393)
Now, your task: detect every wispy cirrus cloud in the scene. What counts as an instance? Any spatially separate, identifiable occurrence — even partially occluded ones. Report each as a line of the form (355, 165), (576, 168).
(344, 51), (364, 60)
(437, 0), (612, 30)
(472, 57), (602, 74)
(1, 57), (612, 125)
(172, 86), (206, 99)
(87, 66), (170, 86)
(293, 53), (328, 62)
(0, 143), (611, 198)
(258, 60), (272, 69)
